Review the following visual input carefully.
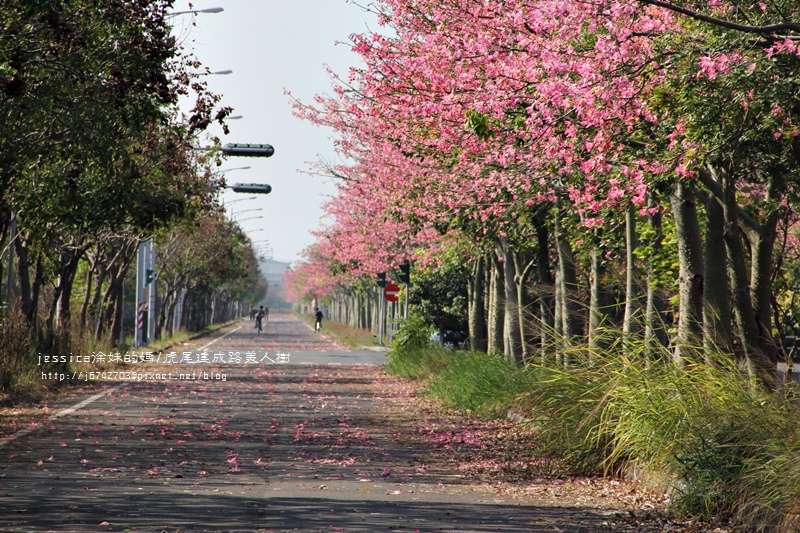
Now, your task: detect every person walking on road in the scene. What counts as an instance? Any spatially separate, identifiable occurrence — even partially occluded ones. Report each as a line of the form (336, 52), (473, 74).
(255, 305), (266, 334)
(314, 308), (323, 334)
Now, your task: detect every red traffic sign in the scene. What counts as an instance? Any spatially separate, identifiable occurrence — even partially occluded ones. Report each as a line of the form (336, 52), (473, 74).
(383, 283), (400, 302)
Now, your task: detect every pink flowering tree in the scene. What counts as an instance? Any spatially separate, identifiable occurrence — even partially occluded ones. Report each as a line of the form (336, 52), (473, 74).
(291, 0), (800, 383)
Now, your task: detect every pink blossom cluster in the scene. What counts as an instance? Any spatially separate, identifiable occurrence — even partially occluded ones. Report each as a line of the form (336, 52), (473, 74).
(286, 0), (798, 299)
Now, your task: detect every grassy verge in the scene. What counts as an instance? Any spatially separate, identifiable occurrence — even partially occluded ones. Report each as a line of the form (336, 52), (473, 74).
(385, 337), (800, 531)
(296, 313), (378, 349)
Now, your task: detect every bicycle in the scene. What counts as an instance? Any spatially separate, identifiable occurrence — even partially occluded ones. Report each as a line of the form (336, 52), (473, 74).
(314, 320), (322, 334)
(255, 317), (263, 334)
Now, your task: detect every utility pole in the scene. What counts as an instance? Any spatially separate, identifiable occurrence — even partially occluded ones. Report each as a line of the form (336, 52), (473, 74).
(399, 261), (411, 320)
(135, 241), (147, 347)
(376, 273), (386, 346)
(147, 241), (156, 343)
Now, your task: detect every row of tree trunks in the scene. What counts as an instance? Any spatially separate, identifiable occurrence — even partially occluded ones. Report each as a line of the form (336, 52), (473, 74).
(462, 174), (781, 389)
(318, 174), (784, 393)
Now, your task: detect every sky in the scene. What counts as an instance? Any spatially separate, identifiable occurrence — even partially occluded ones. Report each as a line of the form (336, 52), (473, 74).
(170, 1), (380, 264)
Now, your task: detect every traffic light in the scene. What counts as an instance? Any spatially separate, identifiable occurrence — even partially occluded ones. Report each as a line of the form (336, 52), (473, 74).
(229, 183), (272, 194)
(398, 261), (410, 284)
(377, 272), (387, 288)
(221, 143), (275, 157)
(145, 269), (155, 285)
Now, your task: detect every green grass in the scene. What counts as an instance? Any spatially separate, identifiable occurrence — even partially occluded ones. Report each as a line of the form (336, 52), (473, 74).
(385, 344), (451, 380)
(426, 351), (538, 417)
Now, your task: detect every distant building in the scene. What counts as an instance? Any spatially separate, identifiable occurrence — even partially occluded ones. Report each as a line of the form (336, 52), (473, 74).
(261, 258), (292, 309)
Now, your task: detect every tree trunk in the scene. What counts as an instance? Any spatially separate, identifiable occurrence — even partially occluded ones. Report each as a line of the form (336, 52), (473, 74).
(500, 242), (522, 360)
(14, 230), (35, 321)
(534, 217), (554, 362)
(701, 170), (734, 360)
(88, 262), (108, 333)
(467, 256), (488, 352)
(97, 239), (137, 338)
(513, 252), (536, 362)
(622, 202), (641, 345)
(555, 202), (583, 353)
(165, 297), (178, 338)
(719, 166), (778, 387)
(79, 266), (94, 328)
(589, 246), (608, 351)
(719, 171), (756, 355)
(29, 258), (44, 325)
(487, 255), (504, 354)
(645, 196), (669, 355)
(109, 277), (125, 347)
(669, 179), (705, 365)
(49, 249), (84, 333)
(749, 172), (783, 376)
(553, 261), (562, 340)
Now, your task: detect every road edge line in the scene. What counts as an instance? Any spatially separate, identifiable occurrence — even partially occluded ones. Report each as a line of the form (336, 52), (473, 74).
(197, 325), (242, 352)
(0, 382), (129, 448)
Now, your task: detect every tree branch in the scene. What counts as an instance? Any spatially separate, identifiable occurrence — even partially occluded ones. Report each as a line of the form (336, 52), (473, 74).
(638, 0), (800, 35)
(695, 165), (760, 233)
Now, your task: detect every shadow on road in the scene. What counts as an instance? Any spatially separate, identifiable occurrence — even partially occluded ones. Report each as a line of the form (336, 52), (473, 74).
(0, 323), (632, 532)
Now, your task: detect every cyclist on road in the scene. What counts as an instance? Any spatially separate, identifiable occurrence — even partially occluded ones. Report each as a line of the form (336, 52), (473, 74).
(255, 305), (266, 334)
(314, 308), (324, 333)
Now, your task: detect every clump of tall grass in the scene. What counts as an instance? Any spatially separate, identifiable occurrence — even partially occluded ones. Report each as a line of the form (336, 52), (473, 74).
(385, 343), (451, 381)
(518, 339), (800, 530)
(387, 320), (800, 530)
(0, 307), (106, 401)
(385, 311), (450, 380)
(0, 307), (41, 397)
(426, 351), (540, 417)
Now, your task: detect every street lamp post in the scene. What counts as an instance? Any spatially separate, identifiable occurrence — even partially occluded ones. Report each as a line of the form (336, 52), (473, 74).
(229, 207), (264, 222)
(230, 208), (263, 221)
(168, 7), (224, 16)
(235, 216), (263, 223)
(225, 196), (256, 206)
(155, 4), (224, 343)
(232, 208), (262, 216)
(227, 183), (272, 195)
(218, 166), (251, 199)
(220, 166), (250, 173)
(221, 144), (274, 157)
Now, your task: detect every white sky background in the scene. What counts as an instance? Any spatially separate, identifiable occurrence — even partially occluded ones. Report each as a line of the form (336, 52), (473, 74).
(171, 1), (380, 263)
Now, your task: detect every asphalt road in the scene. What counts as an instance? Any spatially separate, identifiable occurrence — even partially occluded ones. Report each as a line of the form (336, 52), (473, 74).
(0, 316), (621, 532)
